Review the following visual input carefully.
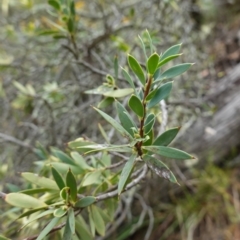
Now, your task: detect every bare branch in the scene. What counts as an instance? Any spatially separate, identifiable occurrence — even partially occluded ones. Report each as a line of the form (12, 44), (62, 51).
(0, 132), (35, 151)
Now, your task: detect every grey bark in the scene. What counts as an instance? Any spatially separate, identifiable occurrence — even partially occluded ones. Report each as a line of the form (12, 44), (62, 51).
(176, 64), (240, 167)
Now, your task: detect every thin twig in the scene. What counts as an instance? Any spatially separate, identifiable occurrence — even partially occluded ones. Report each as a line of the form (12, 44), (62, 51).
(0, 191), (6, 199)
(0, 132), (35, 151)
(96, 164), (148, 201)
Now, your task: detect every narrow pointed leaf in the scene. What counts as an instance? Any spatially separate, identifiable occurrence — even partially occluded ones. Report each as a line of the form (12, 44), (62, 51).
(143, 155), (178, 184)
(20, 209), (54, 230)
(70, 151), (91, 170)
(157, 54), (182, 68)
(128, 55), (145, 85)
(143, 129), (154, 146)
(160, 43), (182, 61)
(91, 205), (105, 236)
(114, 55), (118, 80)
(48, 0), (61, 11)
(21, 172), (58, 190)
(146, 29), (153, 54)
(118, 154), (136, 195)
(128, 95), (144, 117)
(143, 146), (194, 160)
(82, 171), (102, 187)
(5, 193), (46, 208)
(66, 169), (77, 201)
(98, 97), (114, 109)
(75, 215), (94, 240)
(103, 88), (133, 98)
(51, 167), (65, 190)
(36, 217), (60, 240)
(148, 82), (172, 108)
(138, 35), (147, 60)
(77, 144), (132, 154)
(153, 127), (180, 146)
(68, 207), (75, 234)
(75, 196), (96, 208)
(147, 53), (160, 75)
(146, 87), (158, 101)
(51, 149), (76, 165)
(121, 67), (135, 91)
(155, 63), (193, 82)
(116, 101), (137, 137)
(93, 107), (133, 140)
(60, 187), (70, 201)
(63, 222), (72, 240)
(144, 113), (155, 134)
(17, 206), (48, 219)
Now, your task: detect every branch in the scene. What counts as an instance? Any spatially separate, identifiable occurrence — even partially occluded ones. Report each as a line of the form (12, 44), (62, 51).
(95, 164), (148, 201)
(0, 132), (35, 151)
(0, 191), (6, 199)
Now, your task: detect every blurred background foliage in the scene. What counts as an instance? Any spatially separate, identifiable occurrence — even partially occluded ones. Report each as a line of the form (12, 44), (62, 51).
(1, 0), (240, 239)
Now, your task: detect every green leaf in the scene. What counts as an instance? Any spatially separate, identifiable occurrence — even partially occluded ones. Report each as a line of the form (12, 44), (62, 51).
(51, 149), (76, 165)
(144, 113), (155, 134)
(75, 196), (96, 208)
(145, 87), (158, 101)
(51, 167), (65, 190)
(66, 169), (77, 201)
(60, 187), (70, 201)
(116, 101), (137, 137)
(93, 107), (133, 140)
(145, 29), (153, 54)
(143, 129), (154, 146)
(5, 193), (46, 208)
(138, 35), (147, 60)
(68, 207), (75, 234)
(63, 219), (72, 240)
(0, 235), (11, 240)
(147, 53), (160, 75)
(17, 206), (48, 219)
(76, 215), (94, 240)
(76, 144), (132, 154)
(121, 67), (136, 92)
(142, 146), (195, 160)
(81, 171), (102, 187)
(153, 127), (180, 146)
(20, 209), (54, 230)
(48, 0), (61, 11)
(20, 188), (51, 195)
(54, 207), (67, 218)
(114, 55), (119, 80)
(70, 152), (91, 170)
(127, 55), (145, 85)
(155, 63), (193, 82)
(142, 155), (178, 184)
(49, 162), (82, 175)
(103, 88), (133, 98)
(128, 95), (144, 118)
(148, 82), (172, 108)
(118, 154), (136, 195)
(157, 54), (182, 68)
(160, 43), (182, 61)
(36, 217), (60, 240)
(98, 97), (114, 109)
(70, 0), (75, 16)
(67, 17), (74, 33)
(91, 205), (105, 236)
(21, 172), (58, 190)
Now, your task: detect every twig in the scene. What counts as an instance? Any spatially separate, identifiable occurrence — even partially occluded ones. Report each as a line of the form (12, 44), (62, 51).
(96, 164), (148, 201)
(0, 132), (35, 151)
(0, 191), (6, 199)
